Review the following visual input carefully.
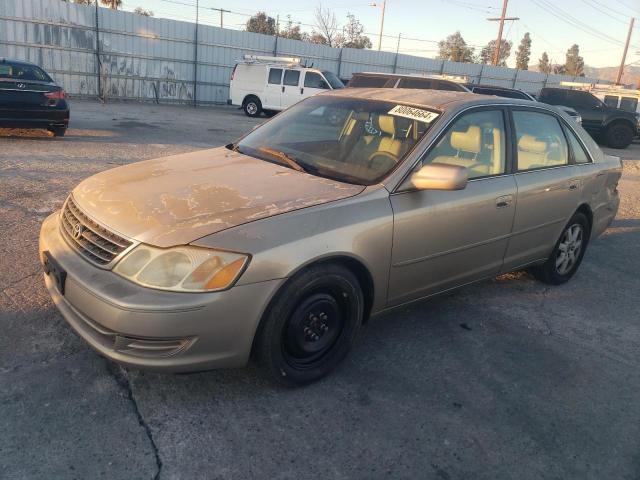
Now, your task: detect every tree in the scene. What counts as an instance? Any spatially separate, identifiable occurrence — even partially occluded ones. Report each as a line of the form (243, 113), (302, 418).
(538, 52), (551, 74)
(134, 6), (153, 16)
(246, 12), (277, 36)
(478, 39), (512, 66)
(515, 32), (531, 70)
(341, 13), (371, 49)
(437, 31), (474, 63)
(308, 32), (328, 45)
(314, 4), (340, 47)
(564, 44), (585, 77)
(279, 15), (304, 41)
(100, 0), (122, 8)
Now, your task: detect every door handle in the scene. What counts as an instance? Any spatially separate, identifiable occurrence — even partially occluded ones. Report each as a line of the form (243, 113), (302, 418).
(300, 87), (304, 94)
(496, 195), (513, 208)
(281, 86), (285, 93)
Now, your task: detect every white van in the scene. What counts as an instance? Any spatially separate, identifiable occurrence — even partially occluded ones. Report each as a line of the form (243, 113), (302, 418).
(228, 55), (344, 117)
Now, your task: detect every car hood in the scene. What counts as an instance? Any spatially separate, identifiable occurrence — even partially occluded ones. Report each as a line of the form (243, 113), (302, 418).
(72, 147), (364, 247)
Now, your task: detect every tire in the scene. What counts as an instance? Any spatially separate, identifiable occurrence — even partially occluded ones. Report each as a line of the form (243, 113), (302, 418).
(604, 122), (634, 149)
(253, 263), (364, 386)
(243, 96), (262, 117)
(263, 109), (277, 118)
(530, 212), (590, 285)
(48, 126), (66, 137)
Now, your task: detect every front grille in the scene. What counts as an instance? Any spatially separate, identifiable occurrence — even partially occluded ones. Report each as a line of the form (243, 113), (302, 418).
(60, 196), (132, 267)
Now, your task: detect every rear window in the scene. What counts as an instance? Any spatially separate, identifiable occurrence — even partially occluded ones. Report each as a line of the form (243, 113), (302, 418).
(268, 68), (282, 85)
(283, 69), (300, 87)
(0, 63), (52, 82)
(349, 75), (391, 88)
(620, 97), (638, 113)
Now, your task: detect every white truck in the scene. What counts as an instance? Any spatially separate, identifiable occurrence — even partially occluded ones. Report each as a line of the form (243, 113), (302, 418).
(228, 55), (344, 117)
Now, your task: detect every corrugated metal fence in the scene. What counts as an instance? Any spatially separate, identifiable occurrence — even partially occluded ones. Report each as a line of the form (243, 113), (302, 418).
(0, 0), (607, 105)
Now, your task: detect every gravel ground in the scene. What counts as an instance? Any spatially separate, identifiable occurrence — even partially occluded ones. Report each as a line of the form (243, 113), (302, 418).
(1, 100), (639, 480)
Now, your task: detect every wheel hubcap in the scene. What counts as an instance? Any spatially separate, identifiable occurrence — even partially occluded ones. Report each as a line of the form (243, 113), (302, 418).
(556, 223), (583, 275)
(284, 293), (343, 362)
(246, 102), (257, 114)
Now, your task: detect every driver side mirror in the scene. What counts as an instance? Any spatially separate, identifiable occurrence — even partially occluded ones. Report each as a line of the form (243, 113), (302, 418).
(410, 163), (468, 191)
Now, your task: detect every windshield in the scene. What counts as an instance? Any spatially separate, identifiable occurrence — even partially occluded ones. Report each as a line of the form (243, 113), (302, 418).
(322, 71), (345, 89)
(236, 96), (440, 185)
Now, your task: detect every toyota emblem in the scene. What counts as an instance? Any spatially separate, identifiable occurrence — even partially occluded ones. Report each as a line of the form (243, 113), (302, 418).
(72, 222), (84, 240)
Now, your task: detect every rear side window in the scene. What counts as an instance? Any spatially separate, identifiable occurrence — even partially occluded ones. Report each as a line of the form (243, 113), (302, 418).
(304, 72), (328, 89)
(563, 126), (591, 164)
(0, 63), (51, 82)
(283, 69), (300, 86)
(539, 89), (566, 105)
(603, 95), (618, 108)
(398, 78), (434, 89)
(349, 75), (390, 88)
(513, 111), (568, 171)
(268, 68), (282, 85)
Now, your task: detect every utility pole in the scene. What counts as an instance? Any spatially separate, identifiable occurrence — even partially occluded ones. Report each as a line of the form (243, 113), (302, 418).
(193, 0), (198, 107)
(487, 0), (519, 66)
(370, 1), (387, 51)
(209, 7), (231, 28)
(616, 17), (635, 85)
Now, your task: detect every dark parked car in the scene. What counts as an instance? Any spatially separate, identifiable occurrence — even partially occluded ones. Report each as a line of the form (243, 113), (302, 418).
(0, 58), (69, 136)
(538, 87), (638, 149)
(348, 72), (469, 92)
(465, 84), (583, 124)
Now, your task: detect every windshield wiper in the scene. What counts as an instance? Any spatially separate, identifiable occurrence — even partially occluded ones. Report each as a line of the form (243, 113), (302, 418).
(257, 147), (307, 173)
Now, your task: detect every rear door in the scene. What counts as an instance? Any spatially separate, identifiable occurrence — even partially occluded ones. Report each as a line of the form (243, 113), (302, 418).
(502, 108), (582, 271)
(281, 69), (302, 108)
(301, 71), (330, 100)
(263, 67), (283, 109)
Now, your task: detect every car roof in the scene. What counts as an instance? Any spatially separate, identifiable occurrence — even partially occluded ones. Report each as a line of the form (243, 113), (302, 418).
(0, 58), (41, 67)
(355, 72), (461, 82)
(323, 87), (540, 112)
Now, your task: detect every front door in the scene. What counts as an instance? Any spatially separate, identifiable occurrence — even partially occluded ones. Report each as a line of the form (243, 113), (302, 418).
(388, 108), (517, 305)
(281, 69), (302, 108)
(301, 71), (330, 100)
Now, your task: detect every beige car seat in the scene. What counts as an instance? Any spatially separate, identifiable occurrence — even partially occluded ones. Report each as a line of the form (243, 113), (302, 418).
(517, 134), (548, 170)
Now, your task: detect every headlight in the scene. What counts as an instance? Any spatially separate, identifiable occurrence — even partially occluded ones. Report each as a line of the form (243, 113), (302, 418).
(114, 244), (249, 292)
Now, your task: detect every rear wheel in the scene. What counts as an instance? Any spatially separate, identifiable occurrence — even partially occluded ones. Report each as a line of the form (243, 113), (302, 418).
(253, 264), (363, 386)
(243, 96), (262, 117)
(604, 122), (633, 149)
(530, 212), (589, 285)
(48, 126), (66, 137)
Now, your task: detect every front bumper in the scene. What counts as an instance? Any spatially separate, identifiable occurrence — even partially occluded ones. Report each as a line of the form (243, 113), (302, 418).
(39, 212), (283, 372)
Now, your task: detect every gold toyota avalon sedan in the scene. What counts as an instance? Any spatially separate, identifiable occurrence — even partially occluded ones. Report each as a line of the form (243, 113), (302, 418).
(40, 89), (622, 385)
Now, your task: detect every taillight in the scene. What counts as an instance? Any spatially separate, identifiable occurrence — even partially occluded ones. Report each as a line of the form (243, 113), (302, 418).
(44, 90), (66, 100)
(230, 64), (237, 81)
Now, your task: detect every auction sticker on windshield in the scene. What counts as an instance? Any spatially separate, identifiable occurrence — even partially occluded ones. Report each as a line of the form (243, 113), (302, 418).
(388, 105), (439, 123)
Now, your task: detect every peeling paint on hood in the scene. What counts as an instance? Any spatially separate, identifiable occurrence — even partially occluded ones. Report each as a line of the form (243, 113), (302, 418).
(72, 147), (365, 247)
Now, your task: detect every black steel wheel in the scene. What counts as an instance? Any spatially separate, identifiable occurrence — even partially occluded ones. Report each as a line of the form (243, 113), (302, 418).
(243, 96), (262, 117)
(253, 263), (364, 386)
(605, 122), (634, 149)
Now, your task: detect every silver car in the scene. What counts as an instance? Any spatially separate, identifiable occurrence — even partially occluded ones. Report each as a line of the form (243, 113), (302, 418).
(39, 89), (622, 385)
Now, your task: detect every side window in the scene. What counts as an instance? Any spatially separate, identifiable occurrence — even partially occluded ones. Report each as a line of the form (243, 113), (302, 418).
(540, 89), (566, 105)
(513, 111), (568, 171)
(603, 95), (618, 108)
(283, 70), (301, 87)
(421, 109), (506, 179)
(268, 68), (282, 85)
(563, 125), (591, 164)
(349, 75), (390, 88)
(398, 78), (433, 89)
(569, 91), (600, 109)
(304, 72), (328, 89)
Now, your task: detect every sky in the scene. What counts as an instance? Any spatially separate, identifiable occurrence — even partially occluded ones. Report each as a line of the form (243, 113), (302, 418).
(120, 0), (640, 69)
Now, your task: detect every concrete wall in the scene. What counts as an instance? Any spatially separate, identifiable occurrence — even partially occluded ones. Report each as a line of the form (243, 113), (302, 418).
(0, 0), (608, 105)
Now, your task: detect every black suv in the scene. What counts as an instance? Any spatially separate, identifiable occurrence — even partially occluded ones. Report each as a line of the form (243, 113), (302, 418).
(539, 87), (638, 149)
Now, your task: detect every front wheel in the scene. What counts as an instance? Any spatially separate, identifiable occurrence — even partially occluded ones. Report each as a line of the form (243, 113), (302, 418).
(530, 212), (590, 285)
(253, 264), (364, 386)
(605, 122), (634, 149)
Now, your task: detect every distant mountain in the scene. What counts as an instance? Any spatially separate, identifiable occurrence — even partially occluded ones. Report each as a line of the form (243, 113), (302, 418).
(583, 65), (640, 87)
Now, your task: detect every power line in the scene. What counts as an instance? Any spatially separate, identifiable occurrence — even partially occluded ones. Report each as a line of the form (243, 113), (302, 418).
(580, 0), (629, 24)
